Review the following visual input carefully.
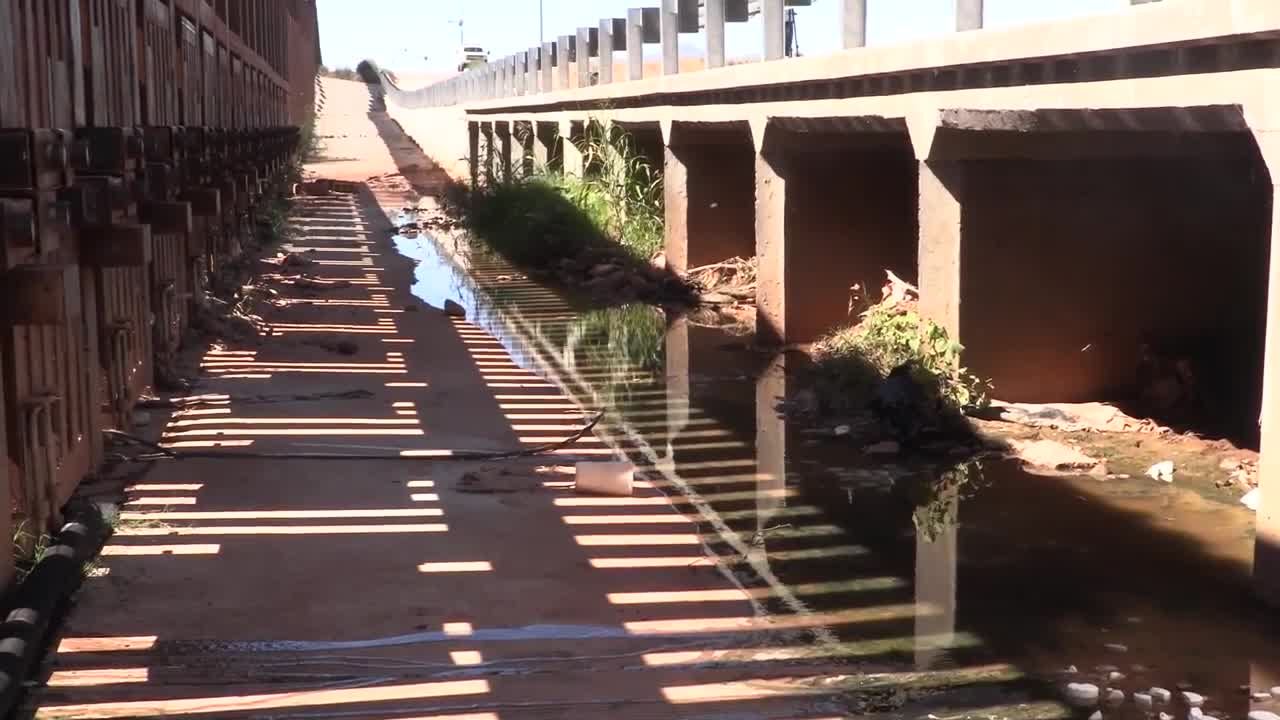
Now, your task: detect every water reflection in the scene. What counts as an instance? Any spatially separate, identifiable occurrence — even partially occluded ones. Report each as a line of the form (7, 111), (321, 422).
(397, 228), (1280, 717)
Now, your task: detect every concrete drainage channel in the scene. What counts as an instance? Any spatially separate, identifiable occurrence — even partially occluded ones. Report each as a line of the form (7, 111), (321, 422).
(0, 503), (109, 717)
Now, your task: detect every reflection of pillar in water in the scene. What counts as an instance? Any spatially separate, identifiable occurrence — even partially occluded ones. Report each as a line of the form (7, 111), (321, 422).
(664, 316), (691, 465)
(1252, 662), (1278, 716)
(755, 353), (787, 532)
(915, 490), (958, 670)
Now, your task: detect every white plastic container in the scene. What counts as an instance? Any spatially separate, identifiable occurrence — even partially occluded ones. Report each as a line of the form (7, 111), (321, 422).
(575, 462), (635, 496)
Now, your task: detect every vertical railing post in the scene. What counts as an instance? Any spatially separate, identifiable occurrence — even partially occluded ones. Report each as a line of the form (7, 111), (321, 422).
(599, 19), (615, 84)
(844, 0), (867, 48)
(577, 27), (592, 87)
(763, 0), (785, 61)
(542, 41), (555, 93)
(661, 0), (679, 75)
(627, 9), (644, 81)
(706, 0), (727, 69)
(957, 0), (983, 31)
(557, 34), (572, 89)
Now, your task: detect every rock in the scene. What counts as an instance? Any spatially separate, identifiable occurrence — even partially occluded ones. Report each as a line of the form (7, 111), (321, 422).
(1182, 692), (1205, 708)
(1159, 713), (1173, 720)
(1065, 665), (1079, 674)
(335, 340), (358, 356)
(1134, 693), (1153, 710)
(1109, 672), (1126, 683)
(589, 263), (618, 278)
(1089, 712), (1103, 720)
(1272, 687), (1280, 699)
(1248, 712), (1280, 720)
(1104, 643), (1128, 653)
(791, 389), (819, 416)
(1105, 689), (1125, 705)
(864, 440), (901, 455)
(1009, 439), (1104, 474)
(1151, 688), (1173, 703)
(1066, 683), (1101, 707)
(700, 292), (735, 305)
(1146, 460), (1175, 482)
(833, 425), (851, 437)
(1252, 692), (1273, 702)
(1189, 708), (1203, 719)
(443, 299), (466, 318)
(132, 410), (152, 427)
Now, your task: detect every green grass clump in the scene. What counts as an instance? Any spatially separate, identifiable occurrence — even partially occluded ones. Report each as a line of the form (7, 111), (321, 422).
(464, 120), (664, 268)
(813, 302), (991, 417)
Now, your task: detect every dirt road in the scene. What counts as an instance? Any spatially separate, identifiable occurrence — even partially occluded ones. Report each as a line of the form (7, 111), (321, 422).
(21, 78), (883, 720)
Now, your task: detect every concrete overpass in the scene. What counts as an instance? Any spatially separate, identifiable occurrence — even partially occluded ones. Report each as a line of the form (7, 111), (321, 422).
(375, 0), (1280, 602)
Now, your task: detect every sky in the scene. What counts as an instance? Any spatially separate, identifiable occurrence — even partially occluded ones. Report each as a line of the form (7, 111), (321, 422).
(316, 0), (1131, 76)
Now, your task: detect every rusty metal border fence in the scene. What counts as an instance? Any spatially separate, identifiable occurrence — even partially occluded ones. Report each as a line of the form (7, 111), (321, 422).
(0, 0), (321, 590)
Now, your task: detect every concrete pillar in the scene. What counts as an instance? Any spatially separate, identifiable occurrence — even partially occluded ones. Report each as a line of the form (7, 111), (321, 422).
(917, 160), (965, 338)
(706, 0), (726, 69)
(534, 121), (555, 171)
(665, 316), (691, 460)
(480, 123), (496, 184)
(599, 19), (615, 84)
(627, 9), (644, 81)
(753, 120), (787, 345)
(664, 141), (691, 270)
(763, 0), (785, 61)
(661, 0), (679, 75)
(560, 120), (584, 177)
(495, 122), (512, 183)
(755, 353), (787, 529)
(468, 122), (480, 188)
(1253, 129), (1280, 605)
(843, 0), (867, 48)
(516, 121), (535, 176)
(541, 42), (554, 94)
(915, 492), (958, 669)
(957, 0), (983, 31)
(557, 35), (572, 90)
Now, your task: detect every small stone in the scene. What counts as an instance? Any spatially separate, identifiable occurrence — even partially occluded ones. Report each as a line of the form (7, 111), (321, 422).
(1065, 665), (1080, 674)
(1105, 643), (1129, 653)
(1109, 672), (1126, 683)
(1159, 713), (1173, 720)
(1089, 712), (1103, 720)
(1105, 689), (1125, 705)
(1252, 692), (1272, 702)
(1182, 692), (1205, 707)
(1249, 712), (1280, 720)
(1134, 693), (1153, 710)
(833, 425), (851, 437)
(443, 299), (466, 318)
(1151, 688), (1173, 703)
(1190, 708), (1203, 718)
(1066, 683), (1101, 707)
(1146, 460), (1175, 482)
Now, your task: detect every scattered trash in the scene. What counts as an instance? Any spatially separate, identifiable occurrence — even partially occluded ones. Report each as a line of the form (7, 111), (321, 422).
(686, 256), (757, 304)
(833, 424), (851, 437)
(979, 400), (1170, 434)
(575, 462), (635, 497)
(1241, 489), (1262, 513)
(1146, 461), (1175, 483)
(443, 299), (466, 318)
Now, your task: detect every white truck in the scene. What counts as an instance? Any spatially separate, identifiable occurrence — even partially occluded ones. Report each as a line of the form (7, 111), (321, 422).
(458, 46), (489, 72)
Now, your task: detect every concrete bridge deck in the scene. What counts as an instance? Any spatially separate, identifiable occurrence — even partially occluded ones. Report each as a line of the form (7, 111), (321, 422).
(378, 0), (1280, 601)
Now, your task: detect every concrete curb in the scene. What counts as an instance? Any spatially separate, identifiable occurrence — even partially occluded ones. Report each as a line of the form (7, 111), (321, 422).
(0, 504), (109, 716)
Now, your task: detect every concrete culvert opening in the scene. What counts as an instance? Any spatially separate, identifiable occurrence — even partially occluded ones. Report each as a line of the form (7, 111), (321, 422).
(765, 124), (919, 343)
(665, 123), (757, 275)
(952, 122), (1271, 447)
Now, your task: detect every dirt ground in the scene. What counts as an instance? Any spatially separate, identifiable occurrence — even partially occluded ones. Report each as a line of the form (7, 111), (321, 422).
(20, 78), (888, 720)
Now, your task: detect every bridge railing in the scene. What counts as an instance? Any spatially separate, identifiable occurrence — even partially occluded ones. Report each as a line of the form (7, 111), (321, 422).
(391, 0), (1161, 109)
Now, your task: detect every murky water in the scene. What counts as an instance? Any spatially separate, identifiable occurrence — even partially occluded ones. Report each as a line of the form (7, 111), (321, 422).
(395, 225), (1280, 719)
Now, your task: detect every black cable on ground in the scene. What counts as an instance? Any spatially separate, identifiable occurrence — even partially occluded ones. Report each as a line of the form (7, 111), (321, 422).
(0, 503), (109, 717)
(107, 411), (607, 463)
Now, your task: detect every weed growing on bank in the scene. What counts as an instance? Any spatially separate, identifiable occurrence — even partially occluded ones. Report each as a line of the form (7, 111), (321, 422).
(463, 121), (664, 266)
(811, 274), (991, 419)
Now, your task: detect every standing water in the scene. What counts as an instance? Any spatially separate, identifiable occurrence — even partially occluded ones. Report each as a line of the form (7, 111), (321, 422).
(394, 221), (1280, 719)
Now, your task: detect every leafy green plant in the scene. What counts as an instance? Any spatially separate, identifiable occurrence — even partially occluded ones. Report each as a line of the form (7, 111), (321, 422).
(814, 304), (992, 416)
